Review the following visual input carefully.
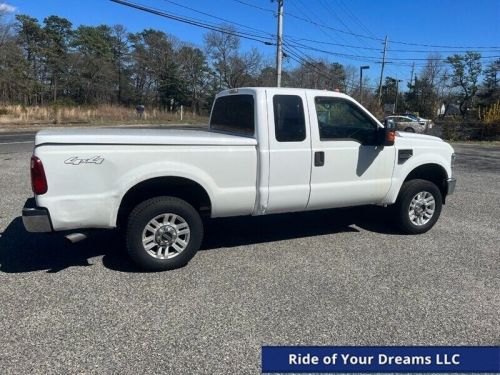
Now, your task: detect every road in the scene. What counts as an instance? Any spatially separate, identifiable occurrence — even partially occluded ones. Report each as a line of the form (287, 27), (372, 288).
(0, 136), (499, 374)
(0, 131), (36, 154)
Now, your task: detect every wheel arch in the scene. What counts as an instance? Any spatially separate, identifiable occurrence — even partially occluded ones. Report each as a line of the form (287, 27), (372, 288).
(116, 176), (212, 228)
(402, 163), (449, 203)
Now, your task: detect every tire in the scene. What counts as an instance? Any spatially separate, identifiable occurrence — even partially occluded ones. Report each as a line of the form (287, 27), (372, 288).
(404, 127), (415, 133)
(126, 196), (203, 271)
(394, 179), (442, 234)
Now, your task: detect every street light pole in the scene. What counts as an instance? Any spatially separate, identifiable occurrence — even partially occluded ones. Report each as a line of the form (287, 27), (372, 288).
(359, 65), (369, 102)
(394, 79), (403, 114)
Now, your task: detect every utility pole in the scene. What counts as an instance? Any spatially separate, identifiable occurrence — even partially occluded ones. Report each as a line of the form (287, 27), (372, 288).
(377, 35), (388, 106)
(275, 0), (284, 87)
(410, 62), (415, 87)
(359, 65), (370, 103)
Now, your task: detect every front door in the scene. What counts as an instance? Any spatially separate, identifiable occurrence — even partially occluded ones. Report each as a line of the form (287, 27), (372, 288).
(306, 94), (395, 210)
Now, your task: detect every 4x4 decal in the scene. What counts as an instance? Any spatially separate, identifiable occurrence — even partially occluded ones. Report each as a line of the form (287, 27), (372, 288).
(64, 156), (104, 165)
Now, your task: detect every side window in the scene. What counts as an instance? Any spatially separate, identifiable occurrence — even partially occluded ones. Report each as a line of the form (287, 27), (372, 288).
(273, 95), (306, 142)
(315, 97), (377, 144)
(210, 94), (254, 136)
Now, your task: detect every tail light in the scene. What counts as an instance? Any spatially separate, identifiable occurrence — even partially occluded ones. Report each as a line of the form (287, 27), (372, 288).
(31, 156), (48, 195)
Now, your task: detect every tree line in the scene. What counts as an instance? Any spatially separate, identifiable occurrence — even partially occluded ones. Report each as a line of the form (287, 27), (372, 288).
(382, 52), (499, 118)
(0, 12), (498, 118)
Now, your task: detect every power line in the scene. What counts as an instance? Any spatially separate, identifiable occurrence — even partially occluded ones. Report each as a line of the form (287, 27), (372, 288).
(283, 44), (379, 91)
(161, 0), (272, 39)
(111, 0), (500, 70)
(290, 0), (376, 56)
(231, 0), (275, 14)
(109, 0), (274, 45)
(334, 0), (377, 39)
(157, 0), (500, 65)
(317, 0), (373, 50)
(285, 39), (500, 61)
(231, 0), (500, 50)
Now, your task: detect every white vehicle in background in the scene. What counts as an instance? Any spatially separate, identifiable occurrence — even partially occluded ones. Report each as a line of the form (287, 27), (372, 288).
(405, 113), (435, 131)
(23, 87), (456, 271)
(385, 115), (433, 133)
(405, 113), (433, 126)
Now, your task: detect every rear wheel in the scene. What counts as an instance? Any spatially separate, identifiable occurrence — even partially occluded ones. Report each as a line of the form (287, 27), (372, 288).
(404, 127), (415, 133)
(126, 196), (203, 271)
(394, 179), (442, 234)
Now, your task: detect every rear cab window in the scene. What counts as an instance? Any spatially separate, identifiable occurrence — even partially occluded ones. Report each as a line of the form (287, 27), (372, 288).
(210, 94), (255, 136)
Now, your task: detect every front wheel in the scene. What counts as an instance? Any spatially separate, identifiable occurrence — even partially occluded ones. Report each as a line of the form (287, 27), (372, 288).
(126, 196), (203, 271)
(394, 179), (442, 234)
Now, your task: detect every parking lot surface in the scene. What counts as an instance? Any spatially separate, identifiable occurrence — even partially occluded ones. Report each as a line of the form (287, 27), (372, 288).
(0, 140), (499, 374)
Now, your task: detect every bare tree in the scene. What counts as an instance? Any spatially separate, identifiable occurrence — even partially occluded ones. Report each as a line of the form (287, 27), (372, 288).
(204, 25), (240, 89)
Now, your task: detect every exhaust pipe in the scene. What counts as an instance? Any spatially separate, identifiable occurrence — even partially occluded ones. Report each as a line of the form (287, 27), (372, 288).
(65, 232), (88, 243)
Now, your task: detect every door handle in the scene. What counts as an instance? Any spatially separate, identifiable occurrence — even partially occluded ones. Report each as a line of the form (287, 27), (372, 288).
(314, 151), (325, 167)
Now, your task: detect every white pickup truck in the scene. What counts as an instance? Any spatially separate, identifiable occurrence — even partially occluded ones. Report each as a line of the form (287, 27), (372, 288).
(23, 88), (456, 270)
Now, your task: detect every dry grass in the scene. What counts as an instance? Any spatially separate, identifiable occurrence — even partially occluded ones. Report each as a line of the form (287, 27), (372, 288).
(0, 104), (207, 126)
(479, 101), (500, 123)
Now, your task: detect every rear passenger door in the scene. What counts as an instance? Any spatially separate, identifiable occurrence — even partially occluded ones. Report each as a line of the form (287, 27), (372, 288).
(266, 89), (312, 214)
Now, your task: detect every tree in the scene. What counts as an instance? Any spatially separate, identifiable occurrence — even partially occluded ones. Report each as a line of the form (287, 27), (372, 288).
(204, 25), (239, 89)
(0, 5), (14, 48)
(0, 8), (23, 103)
(178, 45), (210, 114)
(72, 25), (115, 104)
(403, 55), (445, 118)
(129, 29), (184, 108)
(15, 15), (45, 104)
(479, 58), (500, 105)
(43, 16), (73, 102)
(446, 52), (482, 116)
(110, 25), (132, 105)
(380, 77), (396, 105)
(288, 59), (346, 91)
(257, 65), (277, 87)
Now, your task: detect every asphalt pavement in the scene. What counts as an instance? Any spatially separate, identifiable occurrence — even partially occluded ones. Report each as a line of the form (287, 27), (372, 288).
(0, 137), (499, 374)
(0, 131), (36, 154)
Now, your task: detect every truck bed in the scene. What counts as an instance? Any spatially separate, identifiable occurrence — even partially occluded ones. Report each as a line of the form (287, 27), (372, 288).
(35, 127), (257, 146)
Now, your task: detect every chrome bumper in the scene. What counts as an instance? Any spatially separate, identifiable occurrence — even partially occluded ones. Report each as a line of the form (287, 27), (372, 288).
(22, 198), (53, 233)
(446, 177), (457, 195)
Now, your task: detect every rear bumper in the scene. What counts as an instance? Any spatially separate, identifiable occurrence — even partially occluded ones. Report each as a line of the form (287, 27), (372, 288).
(446, 177), (457, 195)
(22, 198), (53, 233)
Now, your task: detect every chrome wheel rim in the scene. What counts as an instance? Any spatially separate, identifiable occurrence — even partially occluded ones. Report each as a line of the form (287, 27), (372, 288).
(408, 191), (435, 226)
(141, 213), (190, 259)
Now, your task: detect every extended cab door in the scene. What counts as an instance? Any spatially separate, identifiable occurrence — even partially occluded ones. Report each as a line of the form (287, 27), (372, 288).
(265, 89), (312, 214)
(306, 93), (396, 209)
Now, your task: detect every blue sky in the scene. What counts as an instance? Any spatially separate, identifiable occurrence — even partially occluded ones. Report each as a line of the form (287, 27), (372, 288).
(3, 0), (500, 89)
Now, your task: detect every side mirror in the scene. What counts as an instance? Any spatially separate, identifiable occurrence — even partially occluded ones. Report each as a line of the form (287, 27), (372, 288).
(384, 118), (396, 130)
(377, 119), (396, 146)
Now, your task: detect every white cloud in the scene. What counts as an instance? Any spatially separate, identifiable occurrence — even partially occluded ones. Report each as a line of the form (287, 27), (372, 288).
(0, 3), (16, 13)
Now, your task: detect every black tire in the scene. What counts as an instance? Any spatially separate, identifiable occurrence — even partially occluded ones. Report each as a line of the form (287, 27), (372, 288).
(394, 179), (442, 234)
(404, 127), (415, 133)
(126, 196), (203, 271)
